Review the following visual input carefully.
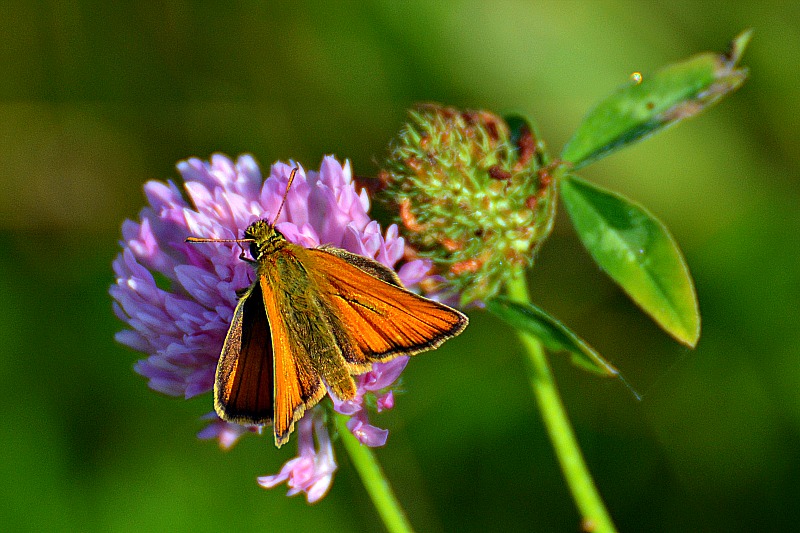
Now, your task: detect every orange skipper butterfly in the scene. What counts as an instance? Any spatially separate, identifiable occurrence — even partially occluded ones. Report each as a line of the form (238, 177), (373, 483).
(188, 168), (468, 447)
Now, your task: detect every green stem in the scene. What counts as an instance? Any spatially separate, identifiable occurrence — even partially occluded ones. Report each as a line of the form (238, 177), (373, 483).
(506, 271), (618, 533)
(334, 412), (415, 533)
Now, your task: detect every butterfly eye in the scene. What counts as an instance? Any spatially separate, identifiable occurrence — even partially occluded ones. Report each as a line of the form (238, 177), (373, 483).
(249, 242), (260, 260)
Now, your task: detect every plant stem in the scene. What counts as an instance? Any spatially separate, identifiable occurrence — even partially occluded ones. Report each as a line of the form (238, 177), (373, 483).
(334, 412), (415, 533)
(506, 271), (618, 533)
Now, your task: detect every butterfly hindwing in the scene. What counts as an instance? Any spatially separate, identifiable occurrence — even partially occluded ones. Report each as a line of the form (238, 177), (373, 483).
(214, 282), (274, 426)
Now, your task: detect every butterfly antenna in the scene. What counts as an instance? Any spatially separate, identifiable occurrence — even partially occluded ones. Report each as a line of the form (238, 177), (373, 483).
(270, 167), (298, 227)
(185, 236), (254, 244)
(186, 167), (298, 243)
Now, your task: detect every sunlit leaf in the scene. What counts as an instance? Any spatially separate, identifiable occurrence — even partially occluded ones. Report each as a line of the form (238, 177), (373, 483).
(561, 30), (751, 169)
(560, 175), (700, 347)
(486, 297), (619, 377)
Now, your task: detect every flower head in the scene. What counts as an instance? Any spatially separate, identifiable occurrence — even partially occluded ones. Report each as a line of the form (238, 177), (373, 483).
(111, 154), (432, 498)
(379, 104), (557, 304)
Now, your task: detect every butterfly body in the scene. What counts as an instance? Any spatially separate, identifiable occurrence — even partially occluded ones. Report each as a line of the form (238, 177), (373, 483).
(212, 218), (468, 447)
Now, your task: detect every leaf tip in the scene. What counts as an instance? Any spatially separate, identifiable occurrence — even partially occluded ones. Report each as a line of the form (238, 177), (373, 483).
(679, 317), (701, 349)
(727, 29), (753, 66)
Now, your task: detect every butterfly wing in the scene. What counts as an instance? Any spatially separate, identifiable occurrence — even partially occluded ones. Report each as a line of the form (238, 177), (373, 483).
(214, 282), (274, 426)
(304, 247), (468, 364)
(258, 256), (348, 447)
(215, 272), (331, 447)
(317, 245), (404, 287)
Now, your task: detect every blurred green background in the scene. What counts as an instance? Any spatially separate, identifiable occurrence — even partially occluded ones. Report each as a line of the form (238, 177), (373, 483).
(2, 1), (798, 531)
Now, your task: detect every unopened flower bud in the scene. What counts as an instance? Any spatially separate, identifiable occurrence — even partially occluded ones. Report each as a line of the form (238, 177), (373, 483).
(380, 104), (556, 304)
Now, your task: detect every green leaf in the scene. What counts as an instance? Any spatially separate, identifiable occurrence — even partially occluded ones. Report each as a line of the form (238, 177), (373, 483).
(561, 30), (751, 170)
(560, 175), (700, 347)
(486, 297), (619, 377)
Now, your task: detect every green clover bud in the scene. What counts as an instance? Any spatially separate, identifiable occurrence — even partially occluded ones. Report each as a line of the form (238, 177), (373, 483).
(379, 104), (557, 304)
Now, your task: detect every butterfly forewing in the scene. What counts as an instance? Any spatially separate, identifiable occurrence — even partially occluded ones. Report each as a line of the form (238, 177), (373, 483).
(305, 248), (468, 361)
(215, 283), (274, 425)
(317, 246), (404, 287)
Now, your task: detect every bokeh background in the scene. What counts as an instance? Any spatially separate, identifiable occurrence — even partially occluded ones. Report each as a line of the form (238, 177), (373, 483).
(2, 2), (798, 532)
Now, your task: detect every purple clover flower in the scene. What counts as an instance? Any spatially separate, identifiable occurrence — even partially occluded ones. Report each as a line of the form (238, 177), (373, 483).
(111, 154), (432, 501)
(257, 410), (336, 503)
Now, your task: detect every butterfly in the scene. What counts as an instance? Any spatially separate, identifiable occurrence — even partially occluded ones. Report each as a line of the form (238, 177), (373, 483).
(188, 168), (468, 447)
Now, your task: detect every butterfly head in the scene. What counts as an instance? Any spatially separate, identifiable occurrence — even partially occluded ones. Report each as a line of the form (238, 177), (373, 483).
(244, 219), (286, 260)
